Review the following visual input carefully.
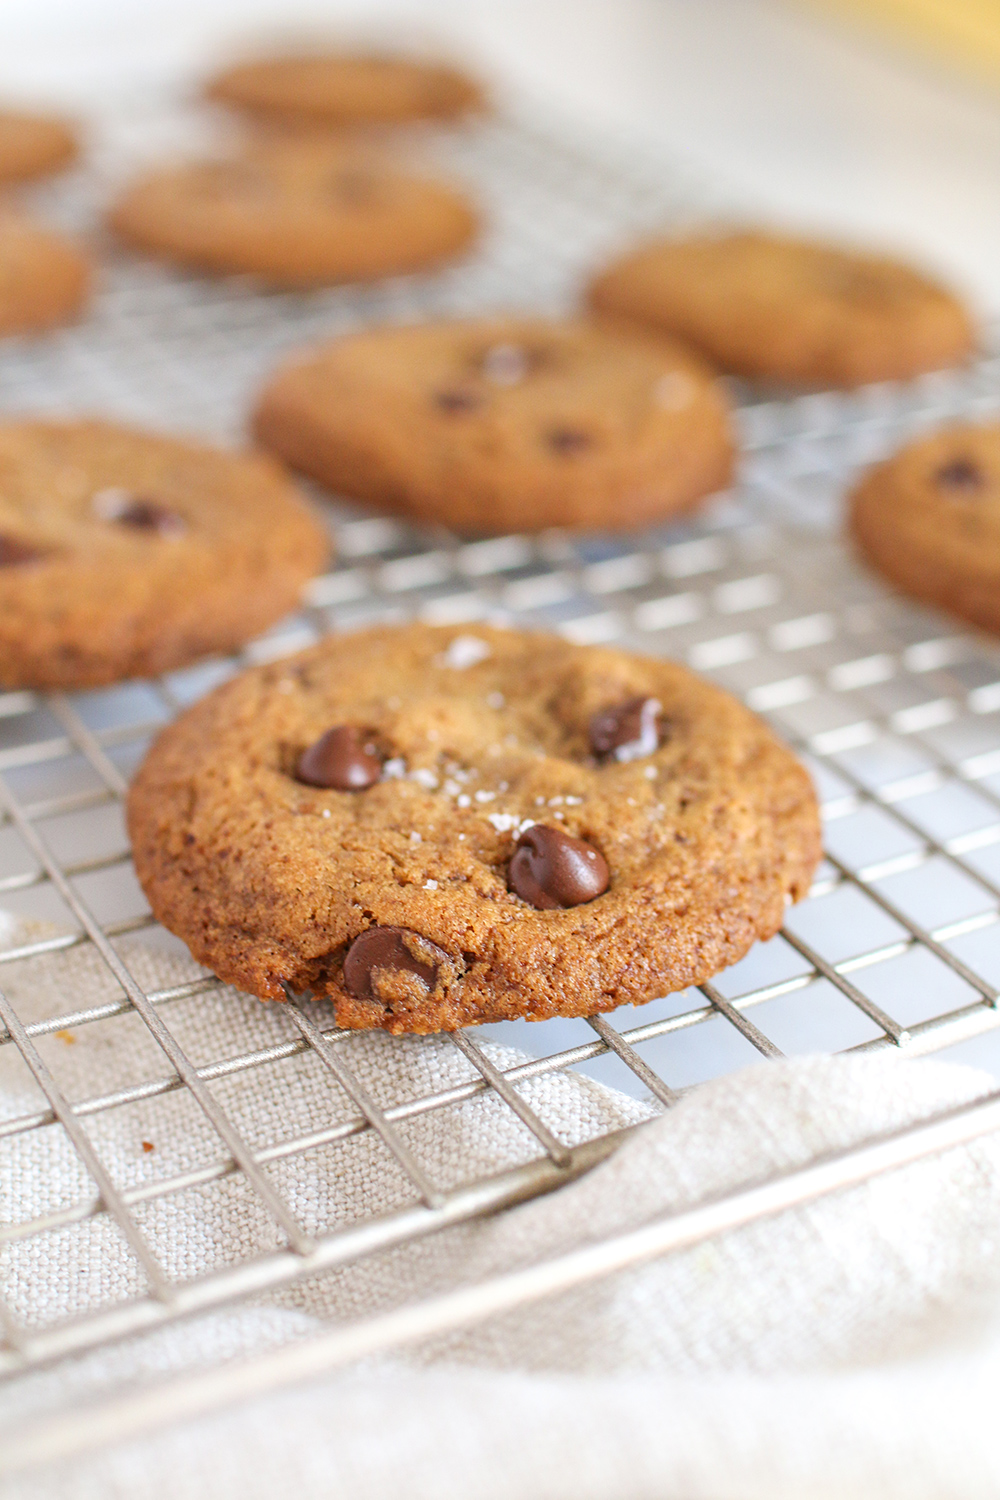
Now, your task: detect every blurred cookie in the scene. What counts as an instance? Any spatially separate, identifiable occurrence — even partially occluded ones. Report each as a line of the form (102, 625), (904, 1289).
(0, 214), (90, 336)
(850, 423), (1000, 635)
(0, 420), (329, 689)
(108, 139), (477, 288)
(205, 51), (484, 126)
(253, 315), (734, 532)
(127, 623), (820, 1029)
(589, 230), (974, 388)
(0, 107), (78, 183)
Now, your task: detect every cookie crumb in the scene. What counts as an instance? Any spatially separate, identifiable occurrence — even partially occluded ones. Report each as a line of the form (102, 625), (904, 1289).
(141, 1140), (155, 1153)
(55, 1029), (76, 1044)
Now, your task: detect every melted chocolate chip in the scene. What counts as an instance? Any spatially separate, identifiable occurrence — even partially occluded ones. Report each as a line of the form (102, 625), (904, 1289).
(116, 500), (186, 536)
(508, 824), (609, 910)
(590, 696), (663, 763)
(296, 726), (381, 790)
(0, 535), (44, 567)
(343, 926), (447, 1002)
(93, 489), (186, 536)
(434, 388), (480, 414)
(546, 427), (591, 455)
(935, 457), (985, 492)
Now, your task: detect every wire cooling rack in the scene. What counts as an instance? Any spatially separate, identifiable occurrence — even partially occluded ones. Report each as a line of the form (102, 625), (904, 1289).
(4, 91), (1000, 1461)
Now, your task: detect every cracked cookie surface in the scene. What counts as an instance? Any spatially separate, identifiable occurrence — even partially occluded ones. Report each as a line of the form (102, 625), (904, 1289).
(253, 315), (734, 532)
(205, 51), (484, 125)
(589, 230), (974, 388)
(0, 419), (328, 689)
(0, 108), (77, 183)
(127, 623), (820, 1032)
(850, 422), (1000, 636)
(109, 138), (477, 288)
(0, 214), (90, 336)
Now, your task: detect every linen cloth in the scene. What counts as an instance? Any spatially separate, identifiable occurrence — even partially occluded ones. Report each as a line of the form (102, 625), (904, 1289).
(2, 916), (1000, 1498)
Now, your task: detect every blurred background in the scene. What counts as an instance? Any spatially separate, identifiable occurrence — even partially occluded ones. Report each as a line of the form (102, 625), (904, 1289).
(1, 0), (998, 306)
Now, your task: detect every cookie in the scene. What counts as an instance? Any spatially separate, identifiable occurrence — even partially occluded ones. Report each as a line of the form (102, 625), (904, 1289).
(108, 138), (477, 288)
(0, 214), (90, 336)
(252, 316), (735, 533)
(589, 230), (974, 388)
(850, 423), (1000, 635)
(205, 51), (484, 126)
(126, 623), (821, 1032)
(0, 419), (329, 690)
(0, 107), (78, 184)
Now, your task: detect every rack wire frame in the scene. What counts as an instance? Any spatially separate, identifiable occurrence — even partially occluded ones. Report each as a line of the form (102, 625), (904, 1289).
(2, 97), (1000, 1437)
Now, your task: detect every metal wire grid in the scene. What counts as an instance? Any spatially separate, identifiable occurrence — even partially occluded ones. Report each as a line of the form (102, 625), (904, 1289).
(2, 99), (1000, 1390)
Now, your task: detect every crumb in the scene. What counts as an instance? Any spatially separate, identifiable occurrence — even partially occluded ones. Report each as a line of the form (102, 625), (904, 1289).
(141, 1140), (155, 1153)
(56, 1030), (76, 1045)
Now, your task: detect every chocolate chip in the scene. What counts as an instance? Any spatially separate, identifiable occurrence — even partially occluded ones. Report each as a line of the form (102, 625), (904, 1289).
(434, 389), (480, 414)
(590, 696), (663, 762)
(296, 726), (381, 790)
(93, 489), (186, 536)
(0, 535), (43, 567)
(935, 457), (985, 492)
(118, 501), (187, 535)
(546, 427), (591, 455)
(343, 926), (447, 1002)
(508, 824), (609, 910)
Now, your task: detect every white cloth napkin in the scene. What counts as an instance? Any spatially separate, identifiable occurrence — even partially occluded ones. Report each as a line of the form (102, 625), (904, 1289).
(2, 919), (1000, 1499)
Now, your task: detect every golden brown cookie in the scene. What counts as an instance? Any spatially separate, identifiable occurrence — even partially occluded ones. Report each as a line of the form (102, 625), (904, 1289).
(0, 107), (78, 183)
(850, 423), (1000, 635)
(252, 316), (735, 533)
(588, 230), (975, 387)
(205, 51), (484, 126)
(127, 623), (821, 1031)
(108, 138), (477, 288)
(0, 214), (90, 336)
(0, 419), (329, 690)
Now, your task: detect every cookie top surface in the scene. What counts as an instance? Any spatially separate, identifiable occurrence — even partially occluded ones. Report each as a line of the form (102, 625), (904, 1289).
(0, 108), (78, 183)
(589, 230), (974, 387)
(127, 624), (820, 1032)
(0, 419), (329, 690)
(108, 139), (478, 288)
(205, 52), (484, 125)
(253, 315), (734, 533)
(0, 215), (90, 337)
(850, 423), (1000, 635)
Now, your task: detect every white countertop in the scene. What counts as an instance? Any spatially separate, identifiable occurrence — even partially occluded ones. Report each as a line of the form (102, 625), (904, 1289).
(1, 0), (998, 310)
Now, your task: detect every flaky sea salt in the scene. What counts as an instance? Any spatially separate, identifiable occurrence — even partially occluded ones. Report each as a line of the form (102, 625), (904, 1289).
(439, 635), (491, 670)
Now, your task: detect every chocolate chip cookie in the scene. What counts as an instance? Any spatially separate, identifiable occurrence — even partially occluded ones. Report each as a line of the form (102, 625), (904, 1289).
(850, 422), (1000, 635)
(0, 214), (90, 336)
(589, 229), (974, 388)
(252, 316), (735, 532)
(108, 138), (477, 288)
(0, 107), (78, 183)
(127, 624), (820, 1032)
(205, 50), (484, 126)
(0, 419), (329, 689)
